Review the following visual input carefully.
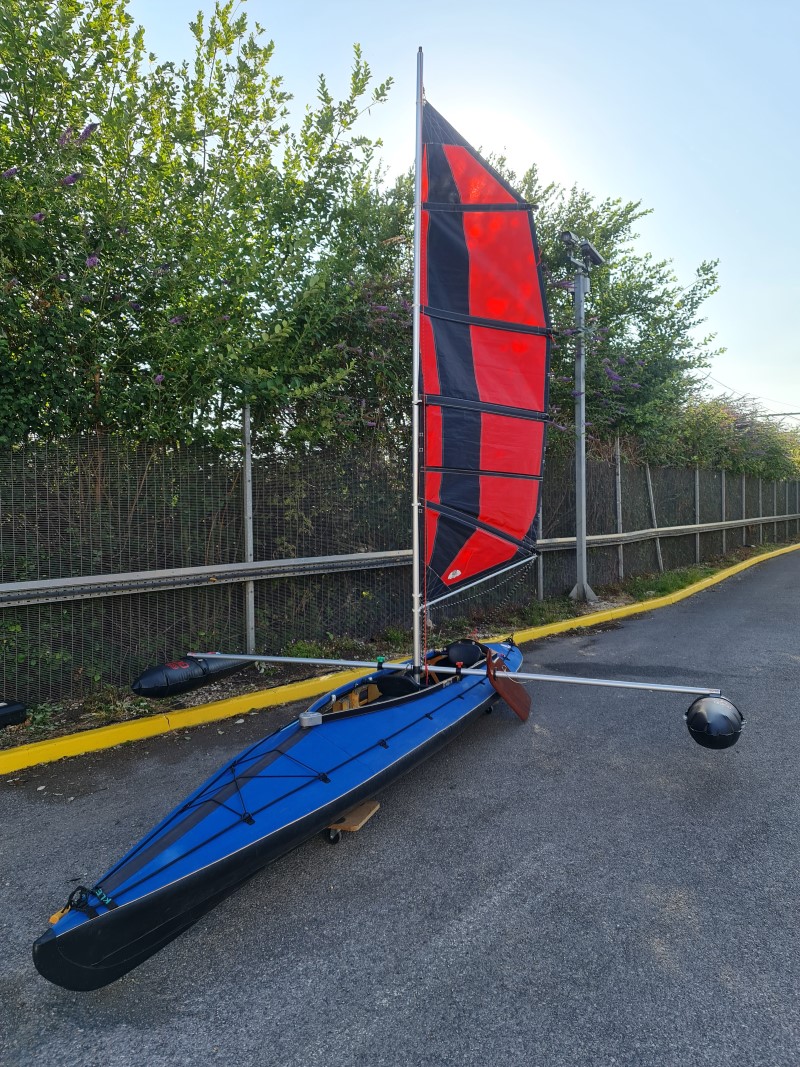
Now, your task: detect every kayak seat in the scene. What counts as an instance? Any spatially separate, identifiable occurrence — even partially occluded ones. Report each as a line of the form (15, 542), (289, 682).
(375, 673), (421, 699)
(445, 640), (485, 668)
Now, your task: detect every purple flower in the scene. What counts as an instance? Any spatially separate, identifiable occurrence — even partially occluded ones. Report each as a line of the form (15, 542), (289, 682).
(219, 314), (230, 321)
(611, 383), (621, 392)
(57, 127), (74, 147)
(1, 166), (18, 178)
(61, 172), (81, 186)
(57, 273), (68, 281)
(78, 123), (99, 142)
(154, 373), (165, 384)
(617, 355), (627, 364)
(31, 212), (45, 222)
(129, 301), (142, 311)
(85, 254), (99, 267)
(80, 294), (92, 303)
(169, 314), (185, 325)
(370, 304), (389, 312)
(604, 367), (622, 382)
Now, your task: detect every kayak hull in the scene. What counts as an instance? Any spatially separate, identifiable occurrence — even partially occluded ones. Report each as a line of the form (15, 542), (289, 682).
(34, 641), (522, 990)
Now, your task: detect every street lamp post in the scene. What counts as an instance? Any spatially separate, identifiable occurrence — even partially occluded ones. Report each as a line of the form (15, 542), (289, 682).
(560, 231), (606, 603)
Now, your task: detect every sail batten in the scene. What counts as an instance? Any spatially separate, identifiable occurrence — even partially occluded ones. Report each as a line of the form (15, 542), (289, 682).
(419, 100), (551, 606)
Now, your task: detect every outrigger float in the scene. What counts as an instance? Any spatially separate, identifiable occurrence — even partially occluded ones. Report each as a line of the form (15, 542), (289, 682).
(33, 52), (743, 991)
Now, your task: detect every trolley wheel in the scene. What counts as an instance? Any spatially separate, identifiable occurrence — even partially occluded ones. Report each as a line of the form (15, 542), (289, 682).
(325, 828), (342, 845)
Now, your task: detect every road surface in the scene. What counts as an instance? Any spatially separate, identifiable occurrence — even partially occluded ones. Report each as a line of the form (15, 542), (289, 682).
(2, 551), (799, 1066)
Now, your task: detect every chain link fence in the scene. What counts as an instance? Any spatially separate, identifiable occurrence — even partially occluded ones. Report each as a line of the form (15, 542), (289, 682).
(1, 433), (798, 707)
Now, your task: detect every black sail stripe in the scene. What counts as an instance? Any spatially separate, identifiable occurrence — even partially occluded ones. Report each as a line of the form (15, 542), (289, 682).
(423, 140), (481, 585)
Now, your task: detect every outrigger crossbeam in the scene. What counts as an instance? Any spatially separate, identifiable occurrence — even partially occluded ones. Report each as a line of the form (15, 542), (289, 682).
(186, 652), (721, 698)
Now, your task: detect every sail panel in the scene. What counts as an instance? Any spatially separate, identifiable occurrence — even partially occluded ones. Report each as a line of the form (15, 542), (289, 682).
(441, 145), (518, 205)
(422, 321), (548, 412)
(420, 102), (551, 605)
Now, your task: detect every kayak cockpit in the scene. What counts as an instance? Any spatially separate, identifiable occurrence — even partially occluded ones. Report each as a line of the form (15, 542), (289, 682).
(309, 640), (490, 718)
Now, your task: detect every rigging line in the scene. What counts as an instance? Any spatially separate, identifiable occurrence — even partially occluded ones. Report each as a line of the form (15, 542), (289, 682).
(97, 722), (309, 881)
(706, 375), (800, 418)
(100, 672), (494, 901)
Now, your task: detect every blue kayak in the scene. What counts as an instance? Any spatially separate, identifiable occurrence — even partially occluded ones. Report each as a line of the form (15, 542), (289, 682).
(33, 640), (524, 990)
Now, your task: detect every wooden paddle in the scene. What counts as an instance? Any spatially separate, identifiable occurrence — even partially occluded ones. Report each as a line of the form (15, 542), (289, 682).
(486, 653), (531, 722)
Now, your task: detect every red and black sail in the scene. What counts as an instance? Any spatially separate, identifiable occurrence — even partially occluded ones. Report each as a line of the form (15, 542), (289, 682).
(419, 103), (551, 604)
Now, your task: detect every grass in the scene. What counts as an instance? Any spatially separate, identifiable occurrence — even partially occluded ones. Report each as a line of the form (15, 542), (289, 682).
(606, 540), (796, 604)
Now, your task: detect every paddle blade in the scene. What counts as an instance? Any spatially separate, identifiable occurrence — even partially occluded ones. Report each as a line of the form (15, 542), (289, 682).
(487, 656), (531, 722)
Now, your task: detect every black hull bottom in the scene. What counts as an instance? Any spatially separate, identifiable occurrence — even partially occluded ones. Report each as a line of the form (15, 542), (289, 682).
(33, 691), (498, 990)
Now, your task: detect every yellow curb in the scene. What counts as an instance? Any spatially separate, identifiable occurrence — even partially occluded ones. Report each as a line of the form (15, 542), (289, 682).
(0, 668), (369, 775)
(2, 541), (798, 774)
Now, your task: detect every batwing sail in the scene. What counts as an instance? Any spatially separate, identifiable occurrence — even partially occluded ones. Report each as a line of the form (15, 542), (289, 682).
(418, 102), (552, 606)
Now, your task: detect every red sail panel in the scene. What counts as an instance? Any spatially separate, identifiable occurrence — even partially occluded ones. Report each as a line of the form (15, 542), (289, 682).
(420, 103), (551, 604)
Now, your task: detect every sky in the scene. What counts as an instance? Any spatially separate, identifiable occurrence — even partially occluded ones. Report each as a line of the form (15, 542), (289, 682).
(126, 0), (800, 427)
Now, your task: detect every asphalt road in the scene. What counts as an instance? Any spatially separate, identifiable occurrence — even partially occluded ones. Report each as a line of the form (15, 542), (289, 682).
(2, 552), (799, 1067)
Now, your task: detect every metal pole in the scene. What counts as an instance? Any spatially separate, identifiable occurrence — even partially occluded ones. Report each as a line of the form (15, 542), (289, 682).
(570, 268), (596, 601)
(410, 48), (424, 678)
(645, 463), (663, 572)
(614, 435), (624, 581)
(742, 473), (747, 547)
(188, 652), (721, 698)
(786, 480), (790, 542)
(694, 465), (700, 563)
(773, 480), (777, 542)
(536, 509), (544, 601)
(758, 477), (763, 545)
(721, 470), (726, 555)
(242, 404), (255, 654)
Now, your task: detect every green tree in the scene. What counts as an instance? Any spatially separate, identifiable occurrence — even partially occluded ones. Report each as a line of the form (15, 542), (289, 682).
(510, 167), (722, 454)
(0, 0), (392, 446)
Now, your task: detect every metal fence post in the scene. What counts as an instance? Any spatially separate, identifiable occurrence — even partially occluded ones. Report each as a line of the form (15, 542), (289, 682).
(645, 464), (663, 572)
(536, 509), (544, 601)
(721, 470), (726, 555)
(773, 481), (777, 542)
(758, 477), (763, 545)
(742, 473), (746, 546)
(786, 480), (790, 542)
(243, 404), (256, 654)
(615, 435), (624, 581)
(694, 466), (701, 563)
